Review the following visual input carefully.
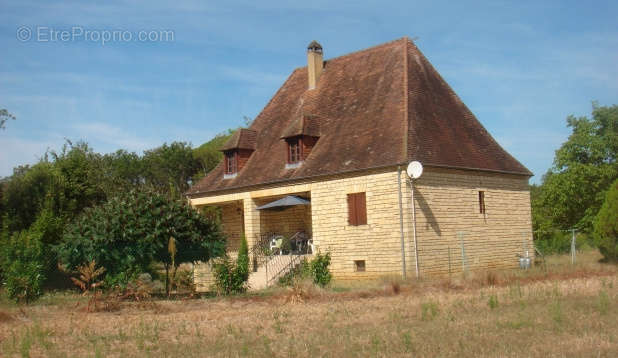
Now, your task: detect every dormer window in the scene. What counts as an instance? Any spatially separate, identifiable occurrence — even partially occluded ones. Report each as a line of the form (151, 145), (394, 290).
(224, 150), (238, 178)
(219, 128), (257, 180)
(288, 138), (301, 163)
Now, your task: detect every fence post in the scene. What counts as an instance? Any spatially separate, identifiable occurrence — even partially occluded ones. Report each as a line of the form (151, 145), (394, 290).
(457, 231), (467, 275)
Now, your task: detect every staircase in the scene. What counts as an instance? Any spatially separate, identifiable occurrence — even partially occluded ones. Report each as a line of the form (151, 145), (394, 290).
(248, 232), (312, 290)
(248, 254), (307, 290)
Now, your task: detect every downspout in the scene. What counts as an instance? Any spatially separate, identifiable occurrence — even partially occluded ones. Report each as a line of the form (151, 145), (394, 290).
(408, 177), (420, 279)
(397, 166), (407, 279)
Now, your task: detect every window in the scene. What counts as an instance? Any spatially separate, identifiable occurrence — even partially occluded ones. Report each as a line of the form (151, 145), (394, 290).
(347, 192), (367, 226)
(288, 138), (301, 163)
(478, 191), (486, 214)
(354, 260), (366, 272)
(224, 151), (237, 174)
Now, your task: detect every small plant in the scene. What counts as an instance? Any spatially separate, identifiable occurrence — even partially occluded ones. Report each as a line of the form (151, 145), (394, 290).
(488, 294), (499, 309)
(421, 301), (440, 321)
(71, 260), (105, 312)
(213, 235), (249, 295)
(310, 252), (332, 287)
(597, 289), (610, 315)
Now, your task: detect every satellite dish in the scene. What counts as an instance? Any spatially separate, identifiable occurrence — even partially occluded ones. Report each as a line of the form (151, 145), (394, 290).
(406, 161), (423, 179)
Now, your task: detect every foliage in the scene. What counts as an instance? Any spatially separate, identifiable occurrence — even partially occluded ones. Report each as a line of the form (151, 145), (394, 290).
(56, 189), (225, 284)
(532, 103), (618, 250)
(0, 231), (45, 303)
(142, 142), (199, 198)
(70, 260), (105, 312)
(278, 258), (310, 286)
(213, 235), (249, 295)
(70, 260), (105, 293)
(593, 179), (618, 261)
(309, 252), (332, 287)
(0, 108), (16, 130)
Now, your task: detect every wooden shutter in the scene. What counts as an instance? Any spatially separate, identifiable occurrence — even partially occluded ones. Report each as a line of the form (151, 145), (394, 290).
(347, 193), (357, 225)
(347, 192), (367, 226)
(356, 193), (367, 225)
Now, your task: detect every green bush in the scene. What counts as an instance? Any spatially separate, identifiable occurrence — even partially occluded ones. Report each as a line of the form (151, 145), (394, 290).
(310, 252), (332, 287)
(593, 179), (618, 261)
(56, 189), (226, 283)
(213, 235), (249, 295)
(1, 231), (46, 303)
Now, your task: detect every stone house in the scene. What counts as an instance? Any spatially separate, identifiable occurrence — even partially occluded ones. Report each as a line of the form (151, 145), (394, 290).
(186, 37), (533, 290)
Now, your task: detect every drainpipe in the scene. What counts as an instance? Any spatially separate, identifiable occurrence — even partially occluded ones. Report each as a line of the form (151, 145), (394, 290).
(397, 166), (407, 279)
(408, 177), (420, 279)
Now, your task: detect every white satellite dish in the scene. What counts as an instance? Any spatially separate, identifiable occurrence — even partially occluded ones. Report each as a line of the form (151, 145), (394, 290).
(406, 161), (423, 179)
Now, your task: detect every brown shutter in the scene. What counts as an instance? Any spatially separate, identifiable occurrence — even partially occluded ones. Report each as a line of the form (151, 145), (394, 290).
(356, 193), (367, 225)
(347, 193), (356, 225)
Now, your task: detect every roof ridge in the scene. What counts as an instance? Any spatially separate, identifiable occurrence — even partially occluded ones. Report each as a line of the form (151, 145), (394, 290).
(402, 37), (409, 164)
(291, 36), (409, 72)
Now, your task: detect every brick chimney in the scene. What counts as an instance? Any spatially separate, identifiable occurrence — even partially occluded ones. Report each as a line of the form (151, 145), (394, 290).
(307, 40), (323, 90)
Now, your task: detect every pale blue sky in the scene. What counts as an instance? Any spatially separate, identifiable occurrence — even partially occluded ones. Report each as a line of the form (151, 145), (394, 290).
(1, 1), (617, 182)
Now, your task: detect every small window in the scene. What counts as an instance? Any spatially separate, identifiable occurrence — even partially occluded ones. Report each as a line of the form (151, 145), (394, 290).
(288, 138), (301, 163)
(347, 192), (367, 226)
(478, 191), (486, 214)
(354, 260), (366, 272)
(225, 151), (237, 174)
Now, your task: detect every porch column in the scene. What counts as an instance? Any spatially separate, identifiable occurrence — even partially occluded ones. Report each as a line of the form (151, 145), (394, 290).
(243, 198), (261, 249)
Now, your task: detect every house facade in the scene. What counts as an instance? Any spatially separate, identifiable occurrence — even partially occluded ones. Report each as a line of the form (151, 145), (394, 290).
(187, 38), (533, 290)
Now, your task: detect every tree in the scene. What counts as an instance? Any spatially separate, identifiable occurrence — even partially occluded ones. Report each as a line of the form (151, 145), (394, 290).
(533, 103), (618, 234)
(142, 142), (200, 198)
(0, 109), (16, 130)
(593, 179), (618, 261)
(56, 189), (226, 285)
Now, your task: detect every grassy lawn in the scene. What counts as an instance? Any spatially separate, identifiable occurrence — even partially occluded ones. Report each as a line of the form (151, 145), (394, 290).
(0, 250), (616, 357)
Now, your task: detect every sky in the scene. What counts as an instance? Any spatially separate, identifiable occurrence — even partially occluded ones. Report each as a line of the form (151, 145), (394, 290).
(1, 1), (617, 183)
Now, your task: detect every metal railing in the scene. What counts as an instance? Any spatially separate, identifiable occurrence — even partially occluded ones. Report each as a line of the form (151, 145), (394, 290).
(250, 231), (311, 286)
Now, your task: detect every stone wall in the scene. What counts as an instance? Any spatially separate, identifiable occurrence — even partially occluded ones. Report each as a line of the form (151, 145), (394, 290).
(191, 166), (533, 289)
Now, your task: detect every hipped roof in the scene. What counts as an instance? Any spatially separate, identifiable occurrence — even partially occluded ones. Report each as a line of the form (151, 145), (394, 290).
(188, 37), (531, 197)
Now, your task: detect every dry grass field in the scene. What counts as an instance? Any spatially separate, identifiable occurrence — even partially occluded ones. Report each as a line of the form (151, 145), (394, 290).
(0, 250), (616, 357)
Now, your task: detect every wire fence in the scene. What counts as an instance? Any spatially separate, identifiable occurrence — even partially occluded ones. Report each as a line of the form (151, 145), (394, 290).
(413, 228), (583, 278)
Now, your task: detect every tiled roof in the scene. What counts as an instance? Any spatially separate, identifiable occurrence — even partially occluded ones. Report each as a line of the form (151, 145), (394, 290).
(188, 37), (531, 197)
(220, 128), (257, 151)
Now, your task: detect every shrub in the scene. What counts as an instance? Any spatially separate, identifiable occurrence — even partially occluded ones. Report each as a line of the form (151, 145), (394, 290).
(593, 179), (618, 261)
(213, 235), (249, 295)
(56, 189), (226, 282)
(1, 231), (46, 303)
(310, 252), (332, 287)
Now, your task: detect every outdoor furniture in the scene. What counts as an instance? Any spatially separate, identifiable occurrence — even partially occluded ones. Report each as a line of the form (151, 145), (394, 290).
(269, 235), (284, 255)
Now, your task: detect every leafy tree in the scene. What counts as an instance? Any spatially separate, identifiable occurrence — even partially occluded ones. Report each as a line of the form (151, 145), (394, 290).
(533, 103), (618, 248)
(0, 109), (16, 130)
(593, 179), (618, 261)
(142, 142), (199, 198)
(101, 150), (144, 195)
(56, 189), (225, 285)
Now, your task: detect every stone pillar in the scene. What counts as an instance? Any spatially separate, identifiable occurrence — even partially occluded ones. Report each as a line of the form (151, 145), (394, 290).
(243, 197), (261, 249)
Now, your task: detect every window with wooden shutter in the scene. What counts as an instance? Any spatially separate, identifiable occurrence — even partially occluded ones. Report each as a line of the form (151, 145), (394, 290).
(347, 192), (367, 226)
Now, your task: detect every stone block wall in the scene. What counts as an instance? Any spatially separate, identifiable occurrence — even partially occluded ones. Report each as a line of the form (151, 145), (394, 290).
(191, 166), (533, 289)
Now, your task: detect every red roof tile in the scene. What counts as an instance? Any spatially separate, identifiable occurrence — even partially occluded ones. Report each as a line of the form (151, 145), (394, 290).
(188, 38), (531, 197)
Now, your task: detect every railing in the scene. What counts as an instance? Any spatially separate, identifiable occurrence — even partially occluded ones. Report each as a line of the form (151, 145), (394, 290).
(250, 231), (311, 286)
